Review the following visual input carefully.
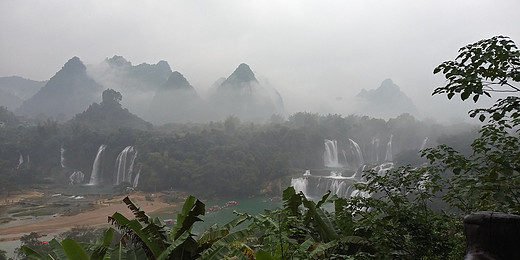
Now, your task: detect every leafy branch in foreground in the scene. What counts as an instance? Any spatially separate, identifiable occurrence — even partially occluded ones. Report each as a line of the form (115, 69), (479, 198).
(433, 35), (520, 126)
(427, 35), (520, 214)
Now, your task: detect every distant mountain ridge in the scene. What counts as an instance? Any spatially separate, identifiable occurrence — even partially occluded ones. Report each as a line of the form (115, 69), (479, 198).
(88, 55), (173, 119)
(0, 76), (46, 110)
(356, 79), (419, 119)
(220, 63), (259, 89)
(15, 57), (103, 120)
(210, 63), (284, 121)
(148, 71), (203, 123)
(102, 55), (172, 91)
(7, 56), (285, 124)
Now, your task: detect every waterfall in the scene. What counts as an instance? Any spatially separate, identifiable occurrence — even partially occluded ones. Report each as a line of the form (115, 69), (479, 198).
(89, 144), (107, 185)
(330, 171), (342, 178)
(291, 177), (308, 196)
(324, 139), (341, 168)
(350, 189), (371, 198)
(17, 153), (24, 169)
(69, 170), (84, 185)
(328, 179), (348, 197)
(354, 164), (368, 180)
(385, 135), (393, 161)
(132, 168), (141, 188)
(349, 139), (364, 166)
(375, 162), (394, 176)
(371, 137), (380, 162)
(114, 146), (138, 186)
(60, 146), (66, 168)
(420, 137), (429, 150)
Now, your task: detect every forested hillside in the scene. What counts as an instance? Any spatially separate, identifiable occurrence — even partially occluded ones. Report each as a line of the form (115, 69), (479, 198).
(0, 106), (475, 198)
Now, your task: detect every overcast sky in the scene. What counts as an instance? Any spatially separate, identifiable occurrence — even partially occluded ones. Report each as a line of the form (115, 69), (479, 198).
(1, 0), (519, 121)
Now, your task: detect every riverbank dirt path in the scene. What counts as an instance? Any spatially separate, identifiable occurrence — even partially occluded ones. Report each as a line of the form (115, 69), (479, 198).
(0, 192), (179, 241)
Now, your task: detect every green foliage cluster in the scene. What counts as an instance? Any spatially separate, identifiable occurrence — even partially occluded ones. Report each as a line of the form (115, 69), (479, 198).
(21, 195), (255, 260)
(19, 183), (463, 259)
(426, 35), (520, 214)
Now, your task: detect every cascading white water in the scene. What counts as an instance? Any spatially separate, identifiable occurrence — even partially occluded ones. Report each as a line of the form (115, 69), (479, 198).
(324, 139), (342, 168)
(350, 189), (371, 198)
(420, 137), (429, 150)
(89, 144), (107, 185)
(69, 170), (84, 185)
(132, 168), (141, 188)
(375, 162), (394, 176)
(114, 146), (138, 186)
(17, 153), (24, 169)
(60, 146), (66, 168)
(349, 139), (364, 166)
(328, 179), (348, 197)
(291, 177), (308, 196)
(385, 134), (393, 161)
(371, 137), (380, 162)
(330, 171), (342, 178)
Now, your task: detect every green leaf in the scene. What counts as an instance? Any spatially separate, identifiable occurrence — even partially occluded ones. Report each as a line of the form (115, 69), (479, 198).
(173, 196), (205, 240)
(479, 114), (486, 122)
(90, 228), (114, 260)
(309, 240), (338, 259)
(61, 239), (90, 260)
(198, 228), (229, 246)
(492, 112), (502, 121)
(109, 212), (164, 259)
(20, 245), (47, 260)
(157, 231), (190, 260)
(255, 250), (276, 260)
(302, 198), (339, 241)
(282, 187), (302, 216)
(48, 239), (67, 260)
(222, 213), (250, 231)
(316, 190), (331, 208)
(200, 229), (253, 260)
(122, 196), (150, 224)
(461, 91), (470, 101)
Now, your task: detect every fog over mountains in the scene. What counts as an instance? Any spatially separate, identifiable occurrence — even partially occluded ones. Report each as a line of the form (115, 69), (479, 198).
(356, 79), (419, 119)
(0, 76), (46, 111)
(2, 56), (420, 125)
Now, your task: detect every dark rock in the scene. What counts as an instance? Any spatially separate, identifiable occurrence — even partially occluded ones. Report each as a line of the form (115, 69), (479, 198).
(464, 211), (520, 260)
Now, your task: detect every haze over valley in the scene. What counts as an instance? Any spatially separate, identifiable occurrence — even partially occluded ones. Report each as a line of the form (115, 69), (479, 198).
(1, 1), (520, 258)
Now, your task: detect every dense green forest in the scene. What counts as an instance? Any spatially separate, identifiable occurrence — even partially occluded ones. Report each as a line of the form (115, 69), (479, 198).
(0, 103), (474, 198)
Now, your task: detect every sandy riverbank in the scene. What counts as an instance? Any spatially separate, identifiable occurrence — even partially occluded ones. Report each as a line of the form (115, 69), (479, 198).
(0, 192), (180, 241)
